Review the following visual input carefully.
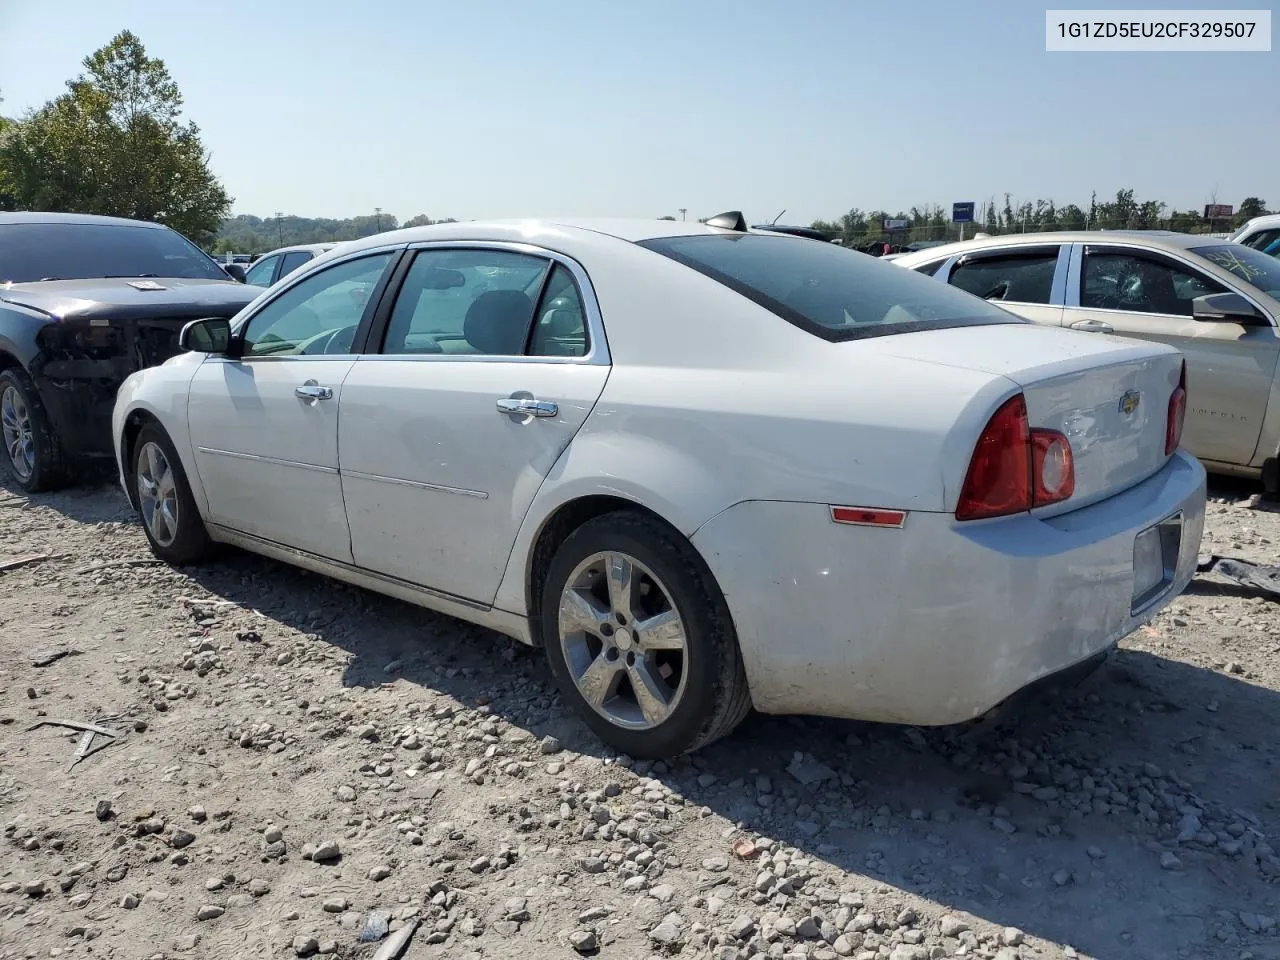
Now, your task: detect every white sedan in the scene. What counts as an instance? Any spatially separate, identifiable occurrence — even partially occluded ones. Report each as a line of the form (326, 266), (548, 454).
(112, 215), (1207, 759)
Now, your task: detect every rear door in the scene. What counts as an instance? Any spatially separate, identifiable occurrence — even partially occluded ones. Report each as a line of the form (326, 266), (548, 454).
(937, 244), (1068, 327)
(337, 243), (610, 604)
(1063, 242), (1280, 465)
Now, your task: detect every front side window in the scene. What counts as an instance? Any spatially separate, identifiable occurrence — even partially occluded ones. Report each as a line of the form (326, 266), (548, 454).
(0, 222), (229, 284)
(1193, 244), (1280, 300)
(244, 255), (279, 287)
(381, 249), (552, 356)
(638, 234), (1021, 341)
(1238, 229), (1280, 256)
(1082, 250), (1226, 317)
(240, 253), (393, 357)
(947, 249), (1059, 304)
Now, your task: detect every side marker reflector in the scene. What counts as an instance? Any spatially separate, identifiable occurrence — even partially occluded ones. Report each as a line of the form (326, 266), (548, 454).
(830, 506), (907, 528)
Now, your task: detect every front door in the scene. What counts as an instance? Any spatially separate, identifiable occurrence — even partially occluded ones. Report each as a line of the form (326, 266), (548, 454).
(337, 245), (610, 603)
(187, 251), (396, 560)
(1066, 244), (1280, 466)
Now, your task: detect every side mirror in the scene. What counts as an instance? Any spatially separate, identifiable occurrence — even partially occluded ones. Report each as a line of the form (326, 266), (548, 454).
(1193, 292), (1263, 323)
(223, 263), (247, 283)
(180, 317), (233, 354)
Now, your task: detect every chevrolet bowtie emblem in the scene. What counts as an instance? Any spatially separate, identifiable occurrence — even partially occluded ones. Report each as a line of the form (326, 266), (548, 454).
(1119, 390), (1141, 416)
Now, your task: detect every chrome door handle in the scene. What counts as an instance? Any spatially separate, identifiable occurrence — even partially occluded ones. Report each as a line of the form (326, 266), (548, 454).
(1070, 319), (1114, 334)
(295, 383), (334, 401)
(496, 397), (558, 418)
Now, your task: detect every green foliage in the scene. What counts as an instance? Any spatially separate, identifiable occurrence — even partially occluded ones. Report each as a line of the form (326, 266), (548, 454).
(0, 31), (229, 243)
(213, 212), (458, 254)
(810, 188), (1273, 246)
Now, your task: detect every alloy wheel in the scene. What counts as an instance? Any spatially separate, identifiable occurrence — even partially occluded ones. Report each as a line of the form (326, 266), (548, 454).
(136, 441), (180, 548)
(0, 384), (35, 480)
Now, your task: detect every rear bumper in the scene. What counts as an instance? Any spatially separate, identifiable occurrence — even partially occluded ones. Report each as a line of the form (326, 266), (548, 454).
(690, 449), (1206, 725)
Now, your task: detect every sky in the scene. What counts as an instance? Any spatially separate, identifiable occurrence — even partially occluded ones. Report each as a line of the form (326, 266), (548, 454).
(1, 0), (1276, 226)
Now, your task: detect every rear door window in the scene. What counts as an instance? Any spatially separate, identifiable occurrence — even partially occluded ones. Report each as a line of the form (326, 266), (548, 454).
(279, 251), (314, 277)
(946, 248), (1060, 304)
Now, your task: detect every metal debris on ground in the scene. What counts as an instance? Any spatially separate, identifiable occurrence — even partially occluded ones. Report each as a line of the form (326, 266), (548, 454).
(0, 553), (51, 572)
(368, 920), (416, 960)
(30, 647), (82, 668)
(1196, 555), (1280, 601)
(27, 716), (130, 771)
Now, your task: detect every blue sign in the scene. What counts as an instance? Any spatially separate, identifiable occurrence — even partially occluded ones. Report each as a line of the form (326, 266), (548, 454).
(952, 202), (975, 224)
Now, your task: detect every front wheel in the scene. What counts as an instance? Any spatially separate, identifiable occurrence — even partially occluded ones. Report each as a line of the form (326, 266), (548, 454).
(0, 367), (69, 492)
(540, 510), (751, 759)
(132, 423), (214, 565)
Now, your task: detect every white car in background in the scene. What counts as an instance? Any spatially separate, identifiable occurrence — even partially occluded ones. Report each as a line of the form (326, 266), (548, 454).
(894, 232), (1280, 491)
(1232, 214), (1280, 258)
(112, 215), (1205, 758)
(243, 243), (342, 287)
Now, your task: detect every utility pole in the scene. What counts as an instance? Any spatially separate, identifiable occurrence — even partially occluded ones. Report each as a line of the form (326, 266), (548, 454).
(374, 207), (383, 232)
(275, 211), (283, 245)
(678, 208), (687, 221)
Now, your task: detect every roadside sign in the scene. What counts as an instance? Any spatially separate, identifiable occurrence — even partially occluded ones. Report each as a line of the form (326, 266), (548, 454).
(1204, 203), (1234, 219)
(952, 202), (975, 223)
(884, 219), (908, 231)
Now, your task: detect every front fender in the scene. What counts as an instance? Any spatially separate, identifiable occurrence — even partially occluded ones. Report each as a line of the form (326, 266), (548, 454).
(0, 304), (50, 369)
(112, 354), (206, 512)
(491, 429), (737, 616)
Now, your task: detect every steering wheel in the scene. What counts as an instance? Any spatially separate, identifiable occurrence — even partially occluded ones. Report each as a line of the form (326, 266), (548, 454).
(322, 324), (358, 355)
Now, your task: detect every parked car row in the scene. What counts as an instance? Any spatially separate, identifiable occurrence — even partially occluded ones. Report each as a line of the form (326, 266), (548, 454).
(892, 231), (1280, 491)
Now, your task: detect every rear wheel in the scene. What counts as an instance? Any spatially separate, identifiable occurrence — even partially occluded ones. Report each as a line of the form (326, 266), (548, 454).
(0, 367), (68, 492)
(540, 510), (751, 759)
(132, 423), (214, 565)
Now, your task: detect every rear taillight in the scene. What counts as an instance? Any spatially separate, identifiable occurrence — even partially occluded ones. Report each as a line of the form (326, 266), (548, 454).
(1165, 360), (1187, 456)
(956, 393), (1075, 521)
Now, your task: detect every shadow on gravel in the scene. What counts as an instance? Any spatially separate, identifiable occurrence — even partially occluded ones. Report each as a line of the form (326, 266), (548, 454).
(0, 468), (132, 526)
(169, 543), (1280, 960)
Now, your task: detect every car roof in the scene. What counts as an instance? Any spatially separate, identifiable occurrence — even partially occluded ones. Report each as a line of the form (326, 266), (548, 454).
(893, 230), (1238, 263)
(259, 242), (339, 256)
(1234, 214), (1280, 235)
(0, 211), (168, 229)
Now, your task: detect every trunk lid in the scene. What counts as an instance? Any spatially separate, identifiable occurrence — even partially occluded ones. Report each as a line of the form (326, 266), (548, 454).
(854, 324), (1184, 508)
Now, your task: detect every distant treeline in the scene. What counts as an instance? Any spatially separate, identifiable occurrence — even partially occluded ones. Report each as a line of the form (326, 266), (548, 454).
(212, 213), (456, 254)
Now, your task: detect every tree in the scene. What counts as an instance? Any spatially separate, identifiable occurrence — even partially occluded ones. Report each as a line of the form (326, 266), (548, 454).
(0, 31), (229, 244)
(657, 215), (676, 220)
(1238, 197), (1269, 223)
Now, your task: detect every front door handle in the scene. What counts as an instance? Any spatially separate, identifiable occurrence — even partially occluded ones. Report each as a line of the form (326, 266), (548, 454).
(496, 397), (558, 418)
(1070, 319), (1114, 334)
(295, 382), (334, 401)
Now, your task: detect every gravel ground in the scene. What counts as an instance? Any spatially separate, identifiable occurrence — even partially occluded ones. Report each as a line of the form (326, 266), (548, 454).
(2, 472), (1280, 960)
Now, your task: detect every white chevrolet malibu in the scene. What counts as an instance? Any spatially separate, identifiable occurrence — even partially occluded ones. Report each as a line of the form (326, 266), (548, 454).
(112, 214), (1207, 759)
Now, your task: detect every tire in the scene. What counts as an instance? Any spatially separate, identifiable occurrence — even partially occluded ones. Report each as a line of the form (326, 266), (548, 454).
(131, 422), (214, 565)
(0, 367), (70, 492)
(539, 510), (752, 759)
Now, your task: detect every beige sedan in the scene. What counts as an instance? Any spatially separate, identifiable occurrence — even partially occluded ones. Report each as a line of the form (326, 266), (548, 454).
(894, 232), (1280, 490)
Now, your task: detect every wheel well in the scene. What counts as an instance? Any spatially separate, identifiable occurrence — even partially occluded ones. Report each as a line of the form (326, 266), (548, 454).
(525, 495), (688, 641)
(120, 410), (161, 507)
(0, 351), (19, 372)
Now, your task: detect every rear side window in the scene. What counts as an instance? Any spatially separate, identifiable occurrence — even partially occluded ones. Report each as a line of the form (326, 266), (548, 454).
(638, 234), (1021, 342)
(1240, 229), (1280, 256)
(947, 249), (1059, 304)
(279, 250), (313, 277)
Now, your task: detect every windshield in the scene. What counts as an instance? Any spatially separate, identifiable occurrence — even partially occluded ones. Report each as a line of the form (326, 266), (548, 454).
(1192, 244), (1280, 300)
(637, 234), (1023, 341)
(0, 222), (228, 284)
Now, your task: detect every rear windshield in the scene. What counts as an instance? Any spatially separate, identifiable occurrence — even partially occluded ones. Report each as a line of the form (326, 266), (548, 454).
(0, 222), (228, 284)
(637, 233), (1023, 341)
(1192, 244), (1280, 300)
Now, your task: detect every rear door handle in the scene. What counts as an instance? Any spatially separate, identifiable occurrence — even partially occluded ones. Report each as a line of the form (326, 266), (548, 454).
(496, 397), (558, 418)
(295, 383), (334, 401)
(1070, 319), (1114, 334)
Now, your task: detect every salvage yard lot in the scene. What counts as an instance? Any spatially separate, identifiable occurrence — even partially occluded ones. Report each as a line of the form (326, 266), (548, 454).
(2, 475), (1279, 960)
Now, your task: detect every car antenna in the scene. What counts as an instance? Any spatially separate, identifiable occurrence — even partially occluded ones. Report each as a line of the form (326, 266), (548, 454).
(704, 211), (748, 232)
(770, 209), (786, 225)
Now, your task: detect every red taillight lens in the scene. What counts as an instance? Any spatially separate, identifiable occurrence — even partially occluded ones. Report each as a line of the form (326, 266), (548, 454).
(956, 393), (1076, 521)
(956, 395), (1032, 521)
(1165, 360), (1187, 456)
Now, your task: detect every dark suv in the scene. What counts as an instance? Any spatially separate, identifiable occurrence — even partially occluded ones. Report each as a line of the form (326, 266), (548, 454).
(0, 212), (261, 491)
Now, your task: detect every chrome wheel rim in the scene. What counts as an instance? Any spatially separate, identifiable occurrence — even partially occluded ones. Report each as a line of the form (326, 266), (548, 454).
(557, 551), (689, 730)
(136, 441), (180, 548)
(0, 384), (35, 480)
